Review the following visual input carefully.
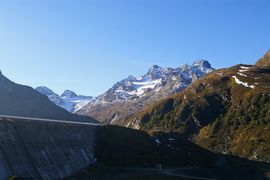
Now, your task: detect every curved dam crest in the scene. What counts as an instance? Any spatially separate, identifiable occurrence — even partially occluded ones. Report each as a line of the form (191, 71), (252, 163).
(0, 116), (97, 179)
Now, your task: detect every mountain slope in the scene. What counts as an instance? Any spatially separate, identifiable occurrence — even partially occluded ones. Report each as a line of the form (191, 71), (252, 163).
(36, 87), (93, 112)
(256, 49), (270, 67)
(0, 71), (97, 123)
(126, 50), (270, 162)
(35, 86), (65, 106)
(77, 60), (214, 125)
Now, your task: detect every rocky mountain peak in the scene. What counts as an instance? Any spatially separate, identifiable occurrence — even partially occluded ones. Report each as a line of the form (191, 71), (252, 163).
(60, 90), (78, 99)
(192, 59), (212, 68)
(256, 49), (270, 67)
(150, 64), (161, 69)
(148, 64), (165, 73)
(146, 64), (167, 80)
(126, 75), (137, 81)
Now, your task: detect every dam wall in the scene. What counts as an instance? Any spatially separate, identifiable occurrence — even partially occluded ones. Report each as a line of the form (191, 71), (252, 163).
(0, 117), (96, 179)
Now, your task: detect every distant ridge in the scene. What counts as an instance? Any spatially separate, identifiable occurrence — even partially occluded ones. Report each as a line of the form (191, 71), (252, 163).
(36, 87), (93, 112)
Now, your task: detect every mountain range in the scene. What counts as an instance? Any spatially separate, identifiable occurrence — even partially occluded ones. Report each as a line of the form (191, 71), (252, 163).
(35, 87), (94, 112)
(77, 60), (215, 125)
(125, 49), (270, 162)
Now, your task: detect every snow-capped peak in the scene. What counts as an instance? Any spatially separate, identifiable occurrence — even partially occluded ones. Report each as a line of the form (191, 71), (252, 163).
(192, 59), (212, 69)
(178, 60), (214, 80)
(60, 90), (78, 99)
(145, 64), (173, 80)
(147, 65), (163, 78)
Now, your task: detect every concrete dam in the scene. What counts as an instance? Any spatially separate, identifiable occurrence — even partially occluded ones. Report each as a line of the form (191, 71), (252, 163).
(0, 116), (97, 179)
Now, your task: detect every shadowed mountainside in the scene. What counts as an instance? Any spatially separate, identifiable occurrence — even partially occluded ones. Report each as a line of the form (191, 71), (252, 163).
(67, 126), (270, 180)
(0, 71), (97, 123)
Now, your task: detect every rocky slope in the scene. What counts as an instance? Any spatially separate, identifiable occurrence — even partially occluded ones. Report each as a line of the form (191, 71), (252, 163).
(0, 71), (97, 123)
(77, 60), (214, 125)
(36, 87), (94, 112)
(126, 50), (270, 162)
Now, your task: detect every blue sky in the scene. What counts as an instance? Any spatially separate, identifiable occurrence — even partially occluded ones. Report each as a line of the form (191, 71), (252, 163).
(0, 0), (269, 96)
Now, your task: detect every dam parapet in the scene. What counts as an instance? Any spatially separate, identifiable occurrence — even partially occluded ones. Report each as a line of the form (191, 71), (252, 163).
(0, 117), (96, 179)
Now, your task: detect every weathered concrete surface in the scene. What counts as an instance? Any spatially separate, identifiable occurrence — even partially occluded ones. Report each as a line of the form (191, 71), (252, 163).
(0, 117), (96, 179)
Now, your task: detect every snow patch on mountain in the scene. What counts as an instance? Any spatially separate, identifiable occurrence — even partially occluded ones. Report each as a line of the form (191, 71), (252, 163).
(232, 76), (255, 89)
(240, 66), (250, 70)
(129, 79), (162, 96)
(237, 72), (247, 77)
(36, 87), (94, 112)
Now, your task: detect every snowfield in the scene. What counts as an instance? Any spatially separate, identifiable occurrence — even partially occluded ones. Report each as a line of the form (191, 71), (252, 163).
(232, 76), (255, 89)
(129, 79), (162, 96)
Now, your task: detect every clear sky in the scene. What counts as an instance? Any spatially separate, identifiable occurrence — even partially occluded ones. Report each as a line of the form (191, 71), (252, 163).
(0, 0), (269, 96)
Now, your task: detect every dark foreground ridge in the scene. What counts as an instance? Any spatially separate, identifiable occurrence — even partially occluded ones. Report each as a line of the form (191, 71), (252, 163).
(67, 126), (270, 180)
